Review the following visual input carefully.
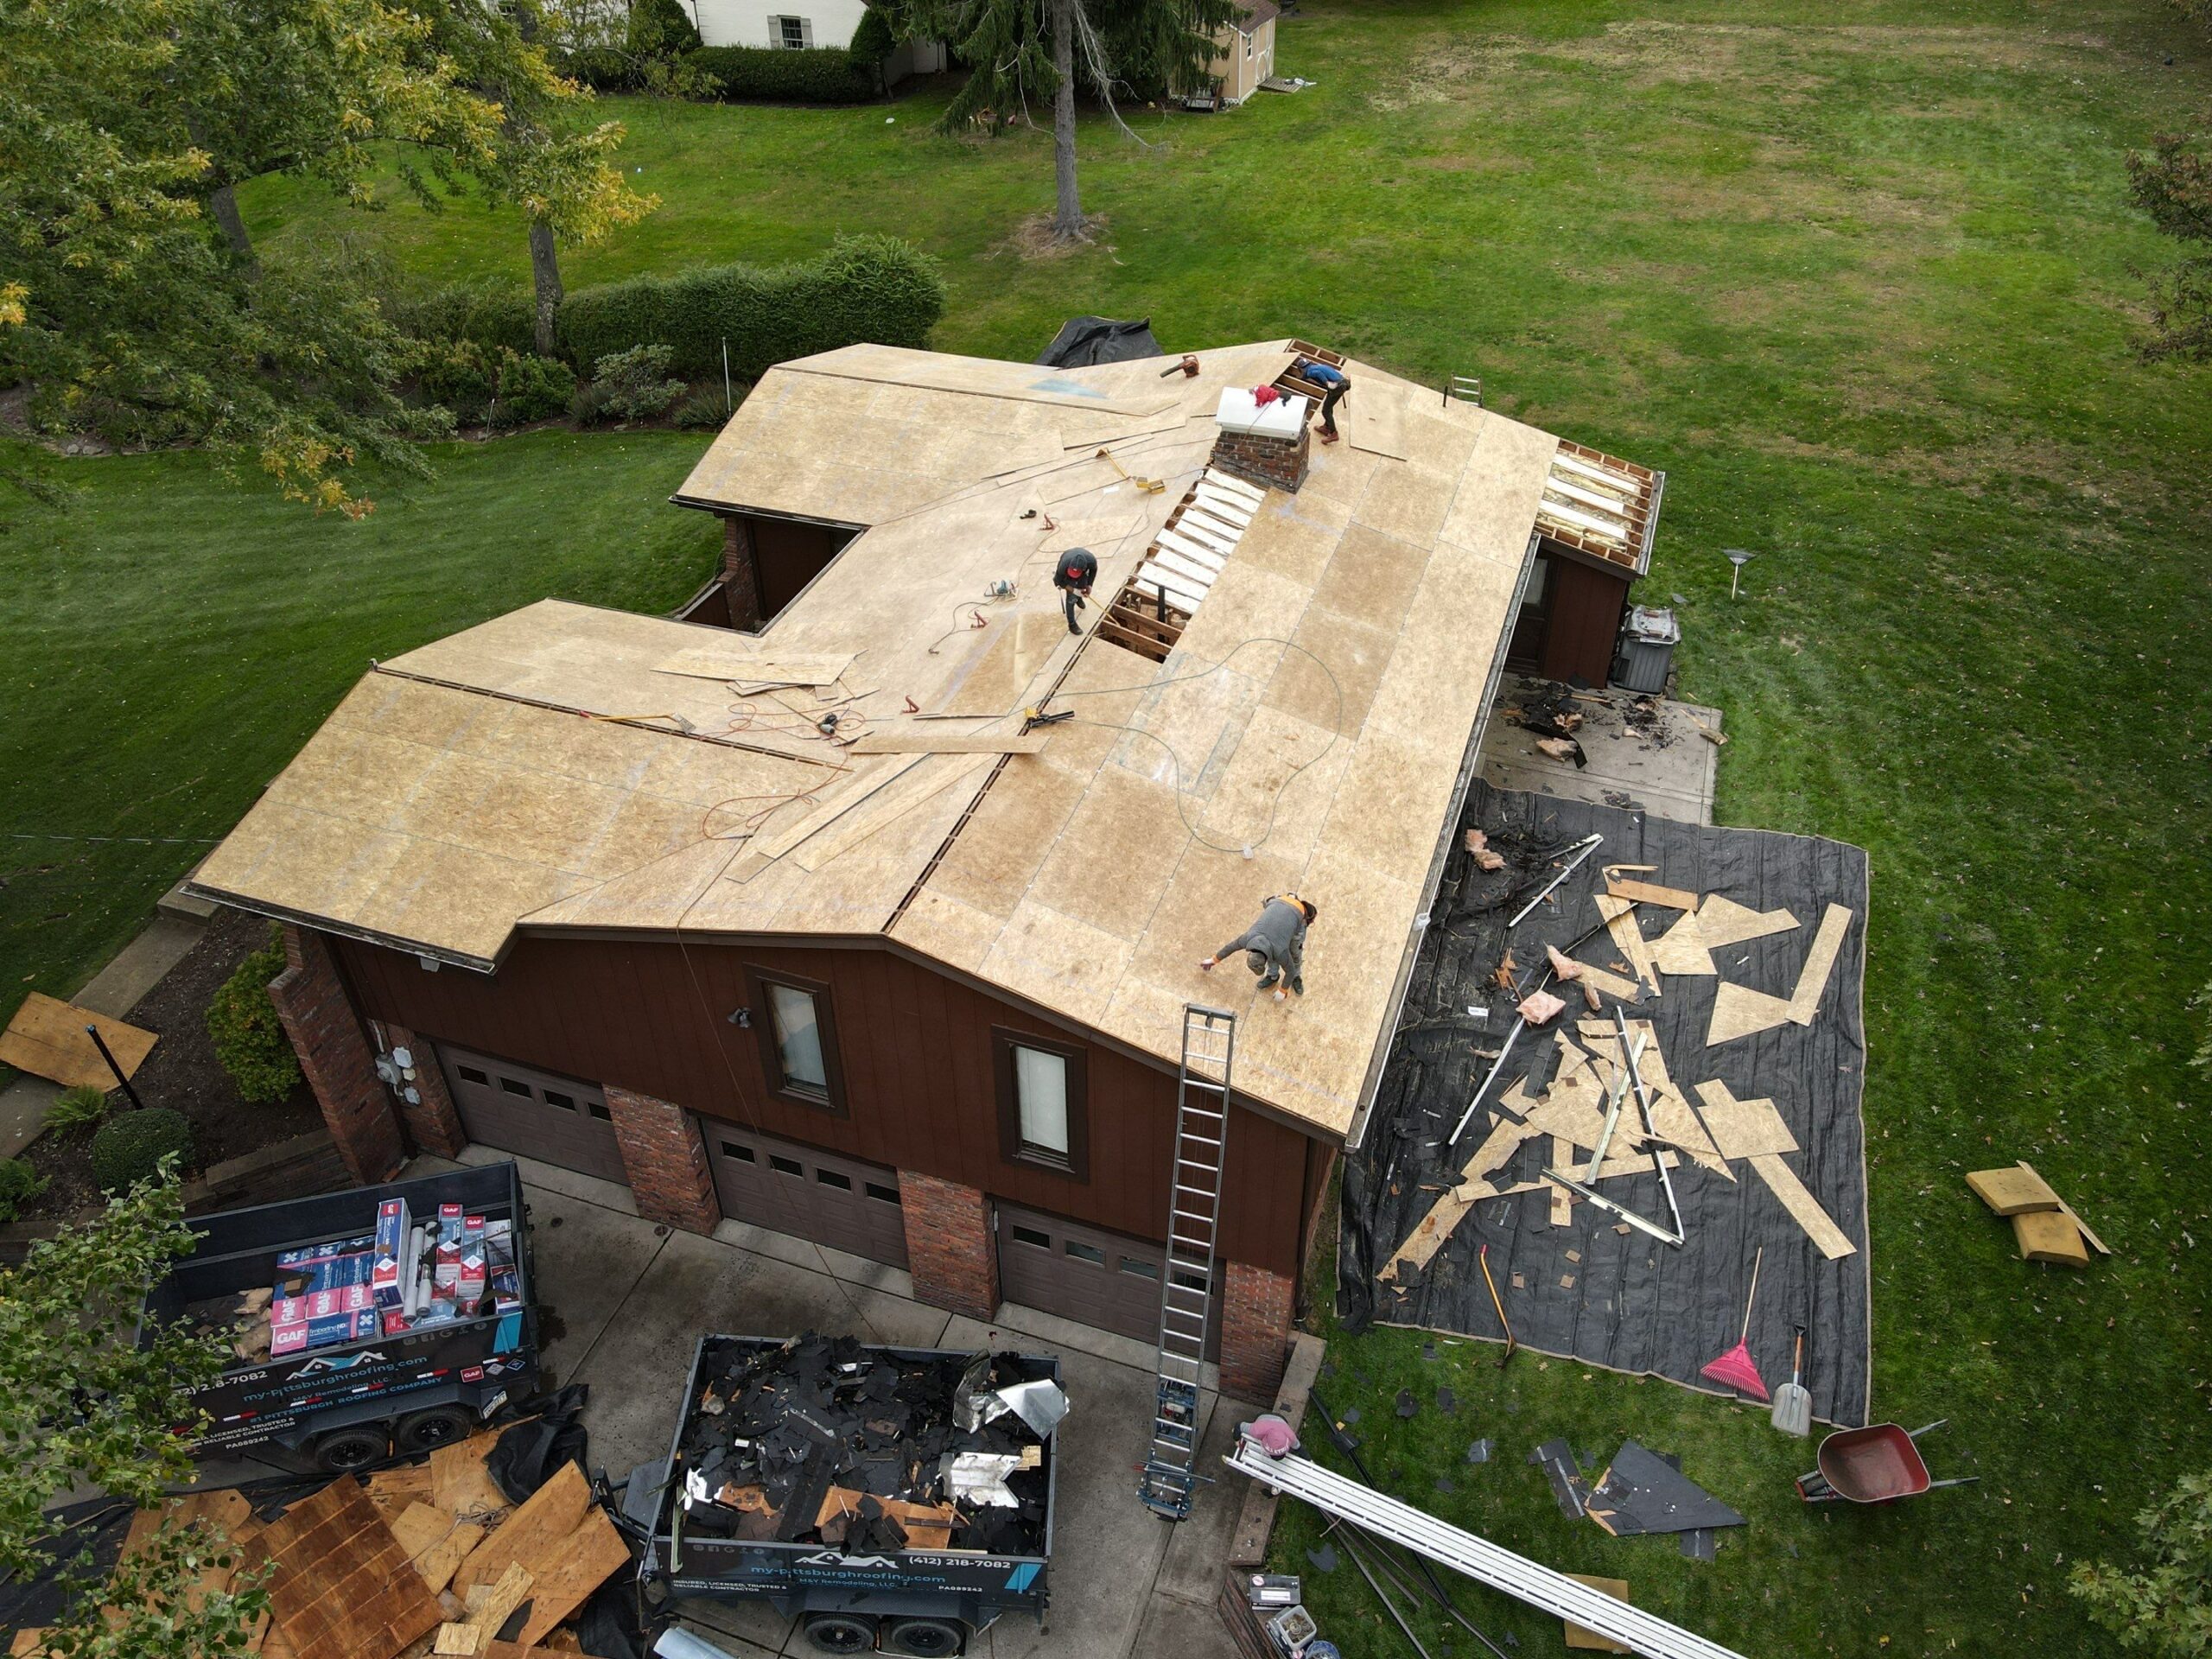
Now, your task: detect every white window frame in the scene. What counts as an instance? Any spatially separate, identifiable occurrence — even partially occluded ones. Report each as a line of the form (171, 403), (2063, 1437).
(770, 14), (813, 48)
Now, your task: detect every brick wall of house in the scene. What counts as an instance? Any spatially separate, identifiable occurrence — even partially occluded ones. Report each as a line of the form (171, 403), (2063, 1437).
(270, 925), (405, 1185)
(1220, 1259), (1295, 1403)
(606, 1085), (722, 1234)
(1211, 424), (1311, 493)
(377, 1023), (467, 1159)
(721, 517), (764, 632)
(899, 1171), (999, 1319)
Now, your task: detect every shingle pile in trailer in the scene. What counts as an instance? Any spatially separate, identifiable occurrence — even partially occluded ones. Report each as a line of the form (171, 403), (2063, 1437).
(671, 1334), (1058, 1558)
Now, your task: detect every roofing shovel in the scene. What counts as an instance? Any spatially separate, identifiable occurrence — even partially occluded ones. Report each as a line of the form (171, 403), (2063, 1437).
(1770, 1325), (1811, 1437)
(1700, 1245), (1770, 1403)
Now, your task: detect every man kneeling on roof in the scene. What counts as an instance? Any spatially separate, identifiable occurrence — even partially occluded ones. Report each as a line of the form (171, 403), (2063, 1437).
(1199, 893), (1319, 1002)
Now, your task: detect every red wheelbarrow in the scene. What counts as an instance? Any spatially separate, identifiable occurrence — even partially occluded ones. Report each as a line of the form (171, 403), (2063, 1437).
(1796, 1420), (1980, 1504)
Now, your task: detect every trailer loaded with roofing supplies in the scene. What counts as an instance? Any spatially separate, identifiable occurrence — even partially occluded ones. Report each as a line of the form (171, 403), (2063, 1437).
(625, 1332), (1065, 1656)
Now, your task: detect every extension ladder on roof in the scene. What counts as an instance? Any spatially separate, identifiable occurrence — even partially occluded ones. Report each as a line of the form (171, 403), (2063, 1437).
(1137, 1003), (1236, 1521)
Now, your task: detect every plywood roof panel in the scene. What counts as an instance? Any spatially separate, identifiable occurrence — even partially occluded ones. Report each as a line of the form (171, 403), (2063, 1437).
(197, 338), (1623, 1137)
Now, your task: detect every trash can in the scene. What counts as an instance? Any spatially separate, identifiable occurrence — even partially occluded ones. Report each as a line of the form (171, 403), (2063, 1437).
(1612, 605), (1680, 695)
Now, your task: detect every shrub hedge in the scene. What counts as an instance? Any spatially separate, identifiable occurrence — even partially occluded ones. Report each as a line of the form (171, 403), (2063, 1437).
(90, 1109), (195, 1192)
(685, 44), (879, 103)
(389, 281), (535, 357)
(556, 233), (945, 382)
(206, 925), (302, 1104)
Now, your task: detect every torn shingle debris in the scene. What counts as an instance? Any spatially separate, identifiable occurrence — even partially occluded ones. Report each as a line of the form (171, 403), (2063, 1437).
(665, 1333), (1063, 1559)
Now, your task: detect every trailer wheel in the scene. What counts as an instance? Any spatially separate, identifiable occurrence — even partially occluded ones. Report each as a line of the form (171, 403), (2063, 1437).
(884, 1618), (964, 1656)
(801, 1612), (876, 1654)
(395, 1404), (476, 1452)
(311, 1425), (389, 1472)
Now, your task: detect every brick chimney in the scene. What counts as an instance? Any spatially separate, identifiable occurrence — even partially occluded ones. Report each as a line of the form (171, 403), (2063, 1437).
(1210, 387), (1311, 493)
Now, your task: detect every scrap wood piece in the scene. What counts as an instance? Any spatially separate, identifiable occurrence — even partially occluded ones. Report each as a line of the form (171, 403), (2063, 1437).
(510, 1510), (630, 1649)
(455, 1462), (588, 1596)
(1601, 868), (1698, 911)
(1562, 1575), (1633, 1654)
(435, 1562), (533, 1658)
(1745, 1154), (1856, 1260)
(0, 993), (157, 1090)
(1966, 1162), (2061, 1216)
(2013, 1209), (2090, 1267)
(1689, 1079), (1799, 1159)
(739, 756), (927, 872)
(1705, 981), (1794, 1046)
(413, 1522), (486, 1597)
(1594, 896), (1660, 998)
(431, 1431), (513, 1527)
(391, 1503), (455, 1562)
(1783, 903), (1854, 1022)
(1649, 910), (1716, 976)
(365, 1460), (438, 1519)
(1547, 1139), (1575, 1226)
(1379, 1116), (1541, 1281)
(789, 754), (991, 872)
(847, 729), (1049, 753)
(654, 648), (854, 687)
(253, 1478), (445, 1659)
(1694, 893), (1801, 949)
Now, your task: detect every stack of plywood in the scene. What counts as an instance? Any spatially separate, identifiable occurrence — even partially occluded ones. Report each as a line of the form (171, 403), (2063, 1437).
(10, 1433), (627, 1659)
(1967, 1162), (2109, 1268)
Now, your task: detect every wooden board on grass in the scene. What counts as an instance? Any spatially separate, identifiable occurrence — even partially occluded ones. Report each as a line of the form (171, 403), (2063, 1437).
(2013, 1209), (2090, 1267)
(1562, 1575), (1634, 1652)
(0, 993), (156, 1090)
(1967, 1163), (2062, 1217)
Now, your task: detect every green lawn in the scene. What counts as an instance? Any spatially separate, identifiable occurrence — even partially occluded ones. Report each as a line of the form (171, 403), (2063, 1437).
(0, 434), (719, 1018)
(11, 0), (2212, 1649)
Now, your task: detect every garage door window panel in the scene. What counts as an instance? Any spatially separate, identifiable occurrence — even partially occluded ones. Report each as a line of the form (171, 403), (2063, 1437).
(994, 1027), (1089, 1179)
(745, 967), (849, 1115)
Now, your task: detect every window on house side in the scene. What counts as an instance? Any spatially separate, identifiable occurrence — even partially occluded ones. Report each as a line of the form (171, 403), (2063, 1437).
(774, 15), (810, 48)
(1013, 1045), (1070, 1162)
(768, 982), (828, 1095)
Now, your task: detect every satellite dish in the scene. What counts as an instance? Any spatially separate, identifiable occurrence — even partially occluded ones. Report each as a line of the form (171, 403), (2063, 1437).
(1724, 548), (1755, 598)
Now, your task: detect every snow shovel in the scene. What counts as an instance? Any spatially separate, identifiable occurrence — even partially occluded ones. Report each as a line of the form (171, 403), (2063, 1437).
(1770, 1325), (1811, 1437)
(1700, 1245), (1770, 1403)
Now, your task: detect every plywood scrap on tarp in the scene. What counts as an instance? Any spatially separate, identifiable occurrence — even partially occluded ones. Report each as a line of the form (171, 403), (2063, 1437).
(1693, 894), (1801, 949)
(1595, 896), (1660, 998)
(0, 994), (156, 1091)
(252, 1478), (445, 1659)
(1705, 903), (1854, 1046)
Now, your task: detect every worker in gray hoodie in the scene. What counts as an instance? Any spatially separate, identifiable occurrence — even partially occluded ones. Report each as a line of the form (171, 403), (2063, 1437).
(1199, 893), (1318, 1001)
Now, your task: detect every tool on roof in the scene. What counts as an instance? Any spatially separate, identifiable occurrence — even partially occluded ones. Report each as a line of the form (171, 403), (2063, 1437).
(1159, 354), (1200, 378)
(1770, 1325), (1812, 1437)
(1700, 1246), (1769, 1402)
(1478, 1243), (1515, 1369)
(1095, 446), (1165, 493)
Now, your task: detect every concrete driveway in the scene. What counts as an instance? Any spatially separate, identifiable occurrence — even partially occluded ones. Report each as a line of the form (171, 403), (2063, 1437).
(430, 1149), (1255, 1659)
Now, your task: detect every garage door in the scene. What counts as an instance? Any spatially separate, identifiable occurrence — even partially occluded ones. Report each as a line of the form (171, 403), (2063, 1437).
(704, 1124), (908, 1270)
(996, 1204), (1218, 1356)
(439, 1045), (628, 1185)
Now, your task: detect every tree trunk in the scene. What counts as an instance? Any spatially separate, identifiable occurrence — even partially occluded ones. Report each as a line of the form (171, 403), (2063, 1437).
(207, 181), (261, 279)
(528, 218), (563, 358)
(1050, 0), (1082, 238)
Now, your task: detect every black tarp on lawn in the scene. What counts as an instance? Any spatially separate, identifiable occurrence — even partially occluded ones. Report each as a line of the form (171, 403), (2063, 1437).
(1034, 316), (1164, 367)
(1339, 783), (1875, 1427)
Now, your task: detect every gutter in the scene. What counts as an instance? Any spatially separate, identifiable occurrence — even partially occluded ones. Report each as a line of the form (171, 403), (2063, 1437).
(1340, 530), (1541, 1153)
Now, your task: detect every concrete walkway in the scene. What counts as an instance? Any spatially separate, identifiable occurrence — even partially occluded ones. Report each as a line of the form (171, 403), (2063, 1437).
(427, 1149), (1254, 1659)
(0, 884), (212, 1159)
(1478, 673), (1723, 825)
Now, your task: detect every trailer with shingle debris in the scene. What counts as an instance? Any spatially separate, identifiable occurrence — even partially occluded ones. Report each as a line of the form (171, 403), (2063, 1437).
(632, 1333), (1062, 1656)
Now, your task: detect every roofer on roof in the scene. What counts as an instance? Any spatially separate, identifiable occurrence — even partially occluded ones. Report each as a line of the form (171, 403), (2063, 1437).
(1200, 893), (1319, 1002)
(1053, 546), (1098, 635)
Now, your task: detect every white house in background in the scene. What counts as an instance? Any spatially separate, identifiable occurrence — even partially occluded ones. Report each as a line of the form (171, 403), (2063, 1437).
(682, 0), (947, 73)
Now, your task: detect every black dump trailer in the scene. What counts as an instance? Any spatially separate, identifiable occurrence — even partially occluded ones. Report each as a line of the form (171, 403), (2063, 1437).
(142, 1161), (539, 1475)
(633, 1334), (1061, 1656)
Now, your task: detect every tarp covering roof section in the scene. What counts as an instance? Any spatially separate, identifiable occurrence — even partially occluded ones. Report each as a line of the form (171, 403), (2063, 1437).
(1035, 316), (1165, 368)
(191, 340), (1667, 1141)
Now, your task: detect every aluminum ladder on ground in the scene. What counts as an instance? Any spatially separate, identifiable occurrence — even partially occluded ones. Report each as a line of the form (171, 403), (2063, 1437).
(1137, 1003), (1236, 1521)
(1222, 1443), (1750, 1659)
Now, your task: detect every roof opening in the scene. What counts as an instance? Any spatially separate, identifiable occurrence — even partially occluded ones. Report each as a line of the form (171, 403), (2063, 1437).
(678, 509), (864, 632)
(1095, 467), (1262, 661)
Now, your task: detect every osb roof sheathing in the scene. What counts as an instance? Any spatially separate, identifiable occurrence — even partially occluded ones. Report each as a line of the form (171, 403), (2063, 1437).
(194, 340), (1577, 1139)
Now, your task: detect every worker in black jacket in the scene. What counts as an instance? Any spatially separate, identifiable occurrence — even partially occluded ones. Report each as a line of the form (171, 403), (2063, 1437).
(1054, 547), (1098, 635)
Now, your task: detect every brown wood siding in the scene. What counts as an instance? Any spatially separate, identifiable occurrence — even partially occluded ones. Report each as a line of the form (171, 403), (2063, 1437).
(338, 933), (1315, 1278)
(751, 516), (855, 620)
(1539, 552), (1632, 687)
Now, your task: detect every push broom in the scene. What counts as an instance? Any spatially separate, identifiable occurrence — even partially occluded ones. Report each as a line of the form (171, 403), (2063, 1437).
(1700, 1245), (1770, 1403)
